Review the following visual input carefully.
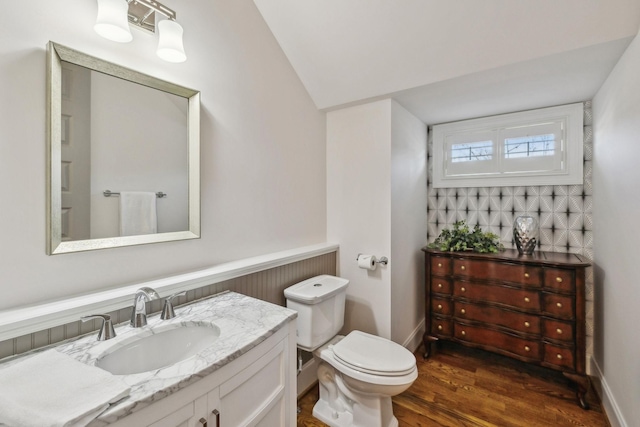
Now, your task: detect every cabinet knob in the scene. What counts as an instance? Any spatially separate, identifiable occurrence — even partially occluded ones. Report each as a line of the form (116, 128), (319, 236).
(524, 345), (531, 352)
(461, 265), (466, 270)
(438, 263), (442, 268)
(461, 287), (466, 292)
(556, 354), (563, 360)
(437, 325), (443, 331)
(556, 302), (563, 308)
(437, 283), (443, 289)
(524, 321), (530, 328)
(556, 277), (563, 283)
(437, 304), (443, 310)
(461, 330), (466, 336)
(460, 308), (466, 314)
(556, 328), (563, 335)
(524, 297), (530, 303)
(524, 273), (530, 278)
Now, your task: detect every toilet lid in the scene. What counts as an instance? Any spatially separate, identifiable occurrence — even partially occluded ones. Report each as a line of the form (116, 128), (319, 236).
(332, 331), (416, 376)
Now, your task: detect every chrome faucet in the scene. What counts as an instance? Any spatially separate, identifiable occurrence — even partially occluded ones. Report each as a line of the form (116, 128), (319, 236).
(81, 314), (116, 341)
(130, 287), (160, 328)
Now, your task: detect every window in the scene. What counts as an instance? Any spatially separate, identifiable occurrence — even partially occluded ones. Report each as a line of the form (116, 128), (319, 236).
(432, 103), (583, 188)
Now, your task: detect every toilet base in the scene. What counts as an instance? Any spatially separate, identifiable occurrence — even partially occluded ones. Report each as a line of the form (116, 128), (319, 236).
(313, 399), (399, 427)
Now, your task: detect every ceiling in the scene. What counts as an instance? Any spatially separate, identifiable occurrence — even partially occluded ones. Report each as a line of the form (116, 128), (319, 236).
(253, 0), (640, 124)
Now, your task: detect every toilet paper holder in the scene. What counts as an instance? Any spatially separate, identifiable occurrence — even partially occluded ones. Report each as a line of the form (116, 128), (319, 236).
(356, 253), (389, 266)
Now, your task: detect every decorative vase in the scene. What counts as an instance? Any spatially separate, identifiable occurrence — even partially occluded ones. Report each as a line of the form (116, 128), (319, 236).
(514, 216), (538, 255)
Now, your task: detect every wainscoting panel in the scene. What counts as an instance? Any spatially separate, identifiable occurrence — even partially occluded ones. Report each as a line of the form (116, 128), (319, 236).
(0, 252), (336, 359)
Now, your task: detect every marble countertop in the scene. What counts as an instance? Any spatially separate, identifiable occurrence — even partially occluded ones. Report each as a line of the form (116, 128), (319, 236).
(2, 291), (297, 425)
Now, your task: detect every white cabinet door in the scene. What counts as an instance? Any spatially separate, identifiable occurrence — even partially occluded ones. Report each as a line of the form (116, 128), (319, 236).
(147, 394), (208, 427)
(217, 340), (286, 427)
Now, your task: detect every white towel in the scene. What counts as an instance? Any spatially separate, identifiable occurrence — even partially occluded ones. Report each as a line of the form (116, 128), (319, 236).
(0, 350), (130, 427)
(119, 191), (158, 236)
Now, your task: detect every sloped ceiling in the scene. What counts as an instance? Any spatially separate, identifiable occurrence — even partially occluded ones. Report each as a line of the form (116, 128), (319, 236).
(253, 0), (640, 124)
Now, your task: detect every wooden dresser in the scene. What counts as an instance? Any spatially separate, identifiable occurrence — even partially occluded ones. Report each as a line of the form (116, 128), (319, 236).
(422, 247), (591, 409)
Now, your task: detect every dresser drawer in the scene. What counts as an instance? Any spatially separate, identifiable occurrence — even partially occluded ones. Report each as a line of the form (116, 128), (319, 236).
(543, 343), (575, 370)
(454, 302), (541, 334)
(453, 259), (542, 287)
(542, 319), (574, 342)
(542, 293), (575, 319)
(432, 296), (452, 316)
(454, 322), (540, 360)
(431, 278), (452, 295)
(430, 256), (451, 276)
(454, 281), (541, 312)
(544, 268), (575, 292)
(431, 317), (453, 337)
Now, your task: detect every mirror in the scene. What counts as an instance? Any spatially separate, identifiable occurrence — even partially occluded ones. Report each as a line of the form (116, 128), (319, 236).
(46, 42), (200, 254)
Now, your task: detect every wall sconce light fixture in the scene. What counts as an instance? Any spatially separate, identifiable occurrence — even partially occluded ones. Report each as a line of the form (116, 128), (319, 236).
(94, 0), (187, 63)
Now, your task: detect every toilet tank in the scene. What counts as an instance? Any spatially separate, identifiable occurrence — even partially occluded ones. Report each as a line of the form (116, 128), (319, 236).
(284, 275), (349, 351)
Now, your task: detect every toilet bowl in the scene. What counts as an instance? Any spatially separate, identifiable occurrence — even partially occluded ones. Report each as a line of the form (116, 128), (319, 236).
(284, 275), (418, 427)
(313, 333), (418, 427)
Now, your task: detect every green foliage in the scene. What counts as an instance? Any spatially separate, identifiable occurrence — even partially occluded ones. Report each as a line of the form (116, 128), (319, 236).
(428, 221), (504, 253)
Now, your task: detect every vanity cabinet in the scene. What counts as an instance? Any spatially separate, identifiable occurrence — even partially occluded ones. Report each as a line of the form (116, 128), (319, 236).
(107, 321), (296, 427)
(422, 248), (591, 409)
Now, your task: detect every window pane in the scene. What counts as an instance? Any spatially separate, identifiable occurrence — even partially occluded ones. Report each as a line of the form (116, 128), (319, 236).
(505, 134), (555, 159)
(451, 141), (493, 162)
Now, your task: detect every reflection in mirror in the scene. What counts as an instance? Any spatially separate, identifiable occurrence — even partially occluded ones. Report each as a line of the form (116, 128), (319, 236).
(47, 42), (200, 254)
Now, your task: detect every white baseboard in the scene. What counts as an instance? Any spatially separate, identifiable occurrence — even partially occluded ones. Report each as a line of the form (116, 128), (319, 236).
(297, 357), (319, 398)
(591, 356), (628, 427)
(402, 319), (425, 353)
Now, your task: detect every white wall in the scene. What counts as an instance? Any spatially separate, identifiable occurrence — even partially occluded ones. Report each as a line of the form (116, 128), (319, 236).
(0, 0), (326, 310)
(327, 100), (392, 339)
(390, 101), (427, 346)
(327, 99), (427, 345)
(592, 30), (640, 427)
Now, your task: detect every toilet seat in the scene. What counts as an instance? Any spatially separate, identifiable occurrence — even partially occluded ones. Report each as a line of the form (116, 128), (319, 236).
(332, 331), (416, 376)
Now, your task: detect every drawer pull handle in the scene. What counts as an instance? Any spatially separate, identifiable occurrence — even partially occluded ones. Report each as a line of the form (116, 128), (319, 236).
(524, 297), (530, 303)
(438, 263), (442, 268)
(556, 277), (563, 283)
(556, 328), (563, 334)
(524, 345), (531, 352)
(437, 325), (443, 331)
(199, 417), (207, 427)
(461, 287), (466, 292)
(461, 330), (466, 336)
(461, 265), (466, 270)
(556, 354), (563, 360)
(212, 409), (220, 426)
(437, 304), (443, 310)
(460, 309), (466, 315)
(524, 321), (530, 328)
(556, 302), (563, 308)
(524, 273), (530, 278)
(437, 283), (443, 289)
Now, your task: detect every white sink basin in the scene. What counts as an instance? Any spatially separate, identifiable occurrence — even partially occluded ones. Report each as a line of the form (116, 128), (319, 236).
(97, 324), (220, 375)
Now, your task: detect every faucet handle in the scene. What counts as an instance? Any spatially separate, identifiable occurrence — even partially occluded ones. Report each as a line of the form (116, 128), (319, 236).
(81, 314), (116, 341)
(161, 291), (187, 320)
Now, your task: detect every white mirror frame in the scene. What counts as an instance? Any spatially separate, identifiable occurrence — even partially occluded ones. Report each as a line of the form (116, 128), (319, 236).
(46, 42), (200, 254)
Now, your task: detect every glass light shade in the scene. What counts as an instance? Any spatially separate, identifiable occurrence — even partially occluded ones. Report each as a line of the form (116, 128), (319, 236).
(94, 0), (133, 43)
(157, 20), (187, 63)
(156, 19), (187, 62)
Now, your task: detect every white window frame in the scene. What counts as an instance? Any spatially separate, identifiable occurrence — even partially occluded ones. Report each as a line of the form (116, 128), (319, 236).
(432, 103), (584, 188)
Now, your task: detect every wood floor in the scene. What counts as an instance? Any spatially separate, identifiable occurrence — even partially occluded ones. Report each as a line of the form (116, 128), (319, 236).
(297, 342), (609, 427)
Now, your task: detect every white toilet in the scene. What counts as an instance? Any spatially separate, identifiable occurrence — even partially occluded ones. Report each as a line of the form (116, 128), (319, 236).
(285, 275), (417, 427)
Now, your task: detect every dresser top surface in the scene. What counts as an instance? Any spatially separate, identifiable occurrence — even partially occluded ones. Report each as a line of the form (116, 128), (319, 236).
(422, 247), (590, 267)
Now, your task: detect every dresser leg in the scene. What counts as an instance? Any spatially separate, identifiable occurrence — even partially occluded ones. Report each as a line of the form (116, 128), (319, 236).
(563, 372), (591, 410)
(422, 334), (438, 359)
